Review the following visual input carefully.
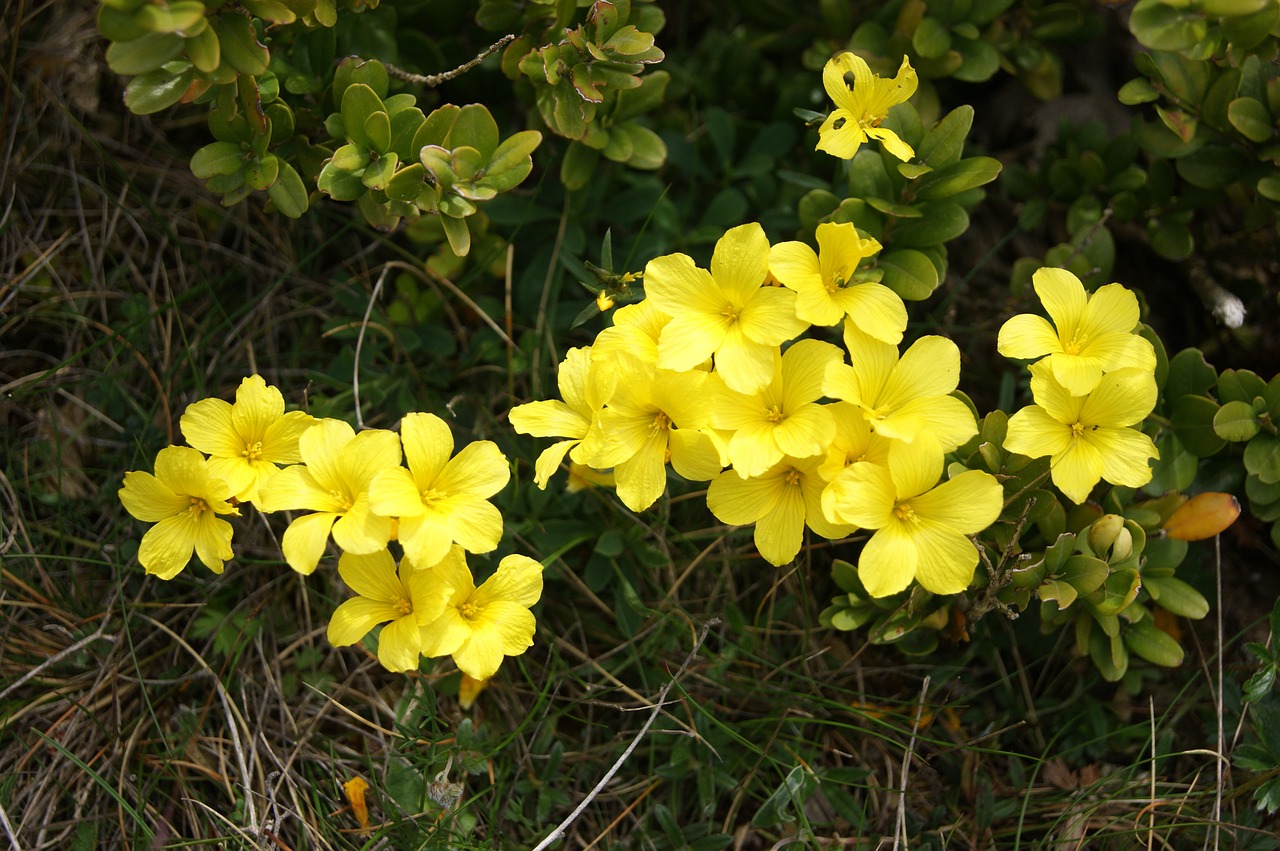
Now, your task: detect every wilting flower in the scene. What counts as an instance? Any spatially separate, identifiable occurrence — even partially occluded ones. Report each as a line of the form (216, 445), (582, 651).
(368, 412), (510, 567)
(707, 454), (856, 566)
(1004, 363), (1159, 504)
(996, 267), (1156, 396)
(509, 347), (616, 488)
(326, 548), (451, 672)
(119, 445), (238, 579)
(419, 547), (544, 681)
(711, 339), (841, 478)
(769, 222), (906, 342)
(824, 447), (1003, 597)
(816, 52), (918, 161)
(645, 222), (808, 394)
(257, 419), (401, 574)
(179, 375), (316, 504)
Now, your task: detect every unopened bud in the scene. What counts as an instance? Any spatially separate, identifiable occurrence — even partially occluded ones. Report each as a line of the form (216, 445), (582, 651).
(1088, 514), (1130, 560)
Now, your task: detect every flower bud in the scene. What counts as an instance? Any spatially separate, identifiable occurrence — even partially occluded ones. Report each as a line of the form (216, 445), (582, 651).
(1088, 514), (1131, 561)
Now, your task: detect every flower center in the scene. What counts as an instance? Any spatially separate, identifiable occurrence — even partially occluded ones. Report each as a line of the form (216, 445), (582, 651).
(393, 596), (412, 616)
(329, 488), (353, 511)
(1063, 331), (1087, 356)
(894, 501), (918, 524)
(1070, 421), (1086, 439)
(242, 440), (264, 460)
(651, 411), (672, 433)
(720, 302), (741, 323)
(785, 470), (801, 487)
(765, 405), (785, 425)
(459, 601), (482, 621)
(188, 497), (209, 516)
(420, 487), (444, 507)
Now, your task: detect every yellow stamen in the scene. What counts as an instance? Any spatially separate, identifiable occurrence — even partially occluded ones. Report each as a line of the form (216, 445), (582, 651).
(459, 601), (482, 620)
(242, 440), (264, 460)
(894, 501), (918, 523)
(188, 497), (208, 516)
(765, 405), (785, 425)
(393, 596), (412, 616)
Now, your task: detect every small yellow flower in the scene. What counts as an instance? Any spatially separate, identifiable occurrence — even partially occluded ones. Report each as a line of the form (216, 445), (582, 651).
(817, 53), (918, 162)
(257, 419), (401, 574)
(645, 223), (808, 394)
(180, 375), (316, 504)
(509, 347), (617, 489)
(368, 412), (510, 568)
(824, 447), (1003, 597)
(591, 299), (671, 366)
(119, 445), (239, 579)
(707, 454), (855, 566)
(419, 547), (544, 681)
(769, 222), (906, 342)
(997, 267), (1156, 396)
(1004, 363), (1159, 504)
(327, 548), (451, 672)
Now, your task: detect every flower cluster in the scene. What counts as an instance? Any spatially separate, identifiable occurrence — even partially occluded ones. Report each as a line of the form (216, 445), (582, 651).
(119, 377), (543, 679)
(997, 267), (1160, 503)
(512, 221), (1004, 598)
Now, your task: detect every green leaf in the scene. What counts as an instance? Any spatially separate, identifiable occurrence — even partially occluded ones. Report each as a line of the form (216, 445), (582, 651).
(124, 63), (195, 115)
(1129, 0), (1209, 51)
(951, 35), (1000, 83)
(917, 105), (973, 168)
(913, 17), (951, 59)
(560, 141), (599, 191)
(913, 156), (1002, 200)
(316, 161), (366, 201)
(361, 153), (398, 191)
(1123, 621), (1184, 667)
(447, 104), (501, 158)
(1177, 143), (1251, 189)
(135, 1), (207, 34)
(1228, 96), (1274, 142)
(106, 32), (184, 75)
(487, 130), (543, 176)
(752, 765), (816, 828)
(243, 153), (279, 191)
(441, 214), (472, 256)
(613, 123), (666, 169)
(877, 249), (940, 300)
(1165, 348), (1216, 401)
(888, 201), (968, 247)
(1171, 394), (1226, 457)
(1145, 576), (1209, 620)
(97, 5), (148, 42)
(385, 163), (428, 203)
(1218, 368), (1267, 404)
(1118, 78), (1160, 105)
(364, 110), (391, 154)
(1245, 434), (1280, 484)
(190, 141), (245, 178)
(1214, 399), (1261, 441)
(216, 14), (269, 77)
(1145, 431), (1198, 495)
(267, 161), (308, 218)
(341, 83), (384, 149)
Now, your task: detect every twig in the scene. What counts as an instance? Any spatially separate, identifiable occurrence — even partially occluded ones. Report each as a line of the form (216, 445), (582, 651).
(1210, 534), (1224, 851)
(893, 675), (930, 851)
(0, 626), (116, 703)
(0, 797), (23, 851)
(530, 618), (720, 851)
(353, 265), (390, 430)
(387, 35), (515, 88)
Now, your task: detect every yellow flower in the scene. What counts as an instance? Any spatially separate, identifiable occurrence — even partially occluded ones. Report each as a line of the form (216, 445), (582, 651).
(419, 547), (544, 681)
(769, 222), (906, 342)
(822, 321), (976, 454)
(645, 223), (808, 394)
(179, 375), (316, 504)
(711, 339), (842, 478)
(997, 267), (1156, 396)
(816, 53), (917, 162)
(257, 419), (401, 574)
(816, 401), (893, 482)
(581, 355), (723, 511)
(592, 298), (671, 366)
(707, 454), (856, 566)
(368, 412), (510, 568)
(326, 548), (451, 672)
(119, 445), (239, 579)
(824, 447), (1003, 597)
(1004, 363), (1159, 504)
(509, 347), (616, 488)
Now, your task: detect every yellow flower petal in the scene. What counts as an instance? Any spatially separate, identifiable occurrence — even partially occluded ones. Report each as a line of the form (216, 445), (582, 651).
(772, 404), (835, 460)
(434, 494), (504, 554)
(781, 339), (842, 411)
(729, 420), (785, 479)
(120, 470), (187, 522)
(138, 515), (200, 579)
(1083, 427), (1158, 489)
(657, 312), (728, 373)
(858, 520), (918, 597)
(1032, 267), (1087, 340)
(476, 554), (545, 609)
(1049, 438), (1105, 505)
(887, 440), (944, 499)
(910, 518), (980, 595)
(340, 429), (402, 492)
(377, 616), (424, 672)
(180, 398), (240, 457)
(864, 125), (914, 162)
(436, 440), (511, 498)
(421, 606), (472, 658)
(833, 283), (906, 345)
(328, 596), (402, 647)
(509, 399), (589, 440)
(880, 336), (959, 409)
(533, 439), (577, 489)
(754, 480), (806, 566)
(710, 222), (770, 304)
(230, 375), (285, 444)
(281, 511), (338, 574)
(450, 622), (507, 681)
(996, 313), (1061, 361)
(769, 241), (822, 293)
(257, 464), (343, 513)
(337, 548), (402, 602)
(738, 285), (807, 347)
(1080, 283), (1141, 336)
(707, 468), (779, 526)
(614, 431), (669, 511)
(823, 461), (895, 528)
(645, 252), (724, 316)
(400, 412), (453, 485)
(331, 495), (393, 554)
(192, 513), (234, 572)
(1080, 368), (1158, 428)
(1004, 405), (1073, 459)
(261, 410), (315, 465)
(714, 327), (777, 394)
(369, 466), (428, 518)
(298, 418), (355, 490)
(669, 428), (724, 482)
(910, 470), (1003, 535)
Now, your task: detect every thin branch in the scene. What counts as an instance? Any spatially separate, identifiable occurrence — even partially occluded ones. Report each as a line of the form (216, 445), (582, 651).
(353, 264), (390, 430)
(893, 675), (930, 851)
(531, 618), (720, 851)
(387, 35), (515, 88)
